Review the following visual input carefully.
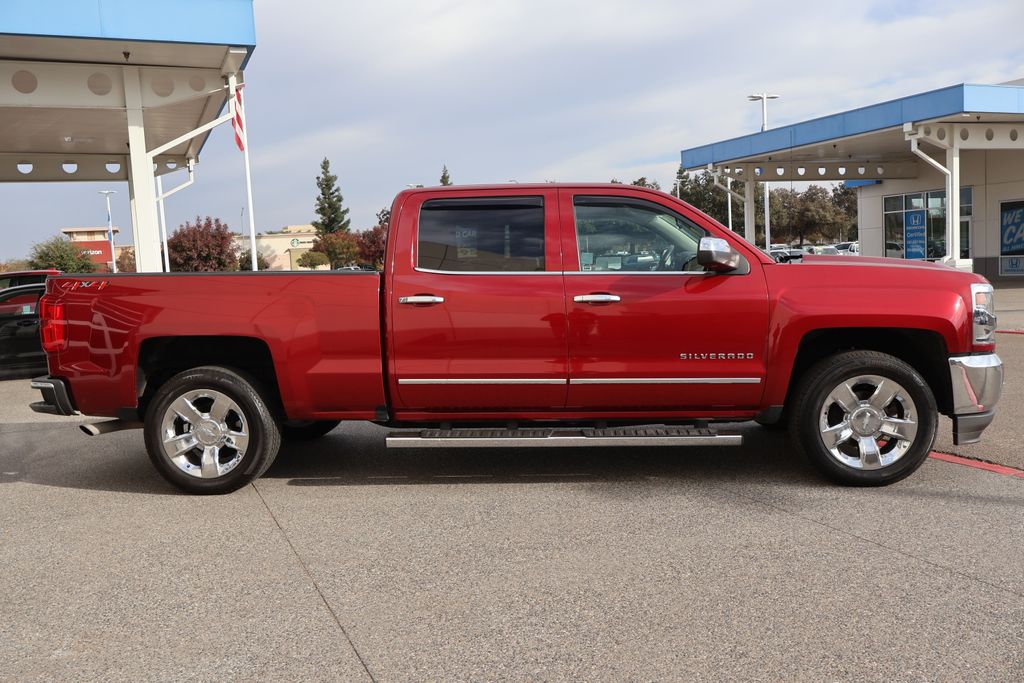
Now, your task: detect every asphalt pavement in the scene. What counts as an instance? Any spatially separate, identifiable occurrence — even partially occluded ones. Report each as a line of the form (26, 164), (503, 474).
(1, 343), (1021, 681)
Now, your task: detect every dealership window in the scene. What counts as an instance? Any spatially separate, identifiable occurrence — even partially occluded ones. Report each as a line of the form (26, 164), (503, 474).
(417, 197), (545, 272)
(882, 188), (971, 260)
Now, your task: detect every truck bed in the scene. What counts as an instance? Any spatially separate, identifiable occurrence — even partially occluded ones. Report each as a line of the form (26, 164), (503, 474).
(44, 272), (386, 420)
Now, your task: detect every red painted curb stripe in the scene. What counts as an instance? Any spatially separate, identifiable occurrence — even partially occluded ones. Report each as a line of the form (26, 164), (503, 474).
(929, 451), (1024, 478)
(995, 329), (1024, 335)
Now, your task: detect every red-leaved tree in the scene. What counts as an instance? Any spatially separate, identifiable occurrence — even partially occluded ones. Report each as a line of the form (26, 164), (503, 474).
(168, 216), (238, 272)
(356, 224), (388, 270)
(312, 232), (360, 269)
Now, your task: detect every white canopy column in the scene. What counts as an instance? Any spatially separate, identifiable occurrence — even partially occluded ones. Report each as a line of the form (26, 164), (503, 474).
(123, 66), (161, 272)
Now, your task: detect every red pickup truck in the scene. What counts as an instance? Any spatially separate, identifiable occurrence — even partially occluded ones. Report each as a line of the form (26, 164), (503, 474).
(30, 184), (1003, 494)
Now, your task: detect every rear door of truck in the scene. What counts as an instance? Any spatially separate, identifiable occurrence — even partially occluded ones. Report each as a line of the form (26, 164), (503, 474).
(387, 188), (568, 413)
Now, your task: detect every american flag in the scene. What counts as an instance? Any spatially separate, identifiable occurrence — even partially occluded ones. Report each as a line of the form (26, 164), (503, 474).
(232, 87), (246, 152)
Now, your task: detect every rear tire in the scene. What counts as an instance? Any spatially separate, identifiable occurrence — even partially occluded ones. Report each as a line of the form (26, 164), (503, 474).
(789, 350), (937, 486)
(143, 366), (281, 494)
(281, 420), (341, 441)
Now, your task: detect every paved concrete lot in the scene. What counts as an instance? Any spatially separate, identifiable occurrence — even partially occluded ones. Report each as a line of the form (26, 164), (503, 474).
(1, 347), (1021, 680)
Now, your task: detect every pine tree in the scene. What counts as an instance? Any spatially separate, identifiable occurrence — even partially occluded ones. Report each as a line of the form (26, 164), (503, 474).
(312, 157), (350, 236)
(440, 165), (452, 186)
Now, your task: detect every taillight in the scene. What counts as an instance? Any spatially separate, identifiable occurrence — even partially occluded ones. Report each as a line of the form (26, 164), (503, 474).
(39, 298), (68, 353)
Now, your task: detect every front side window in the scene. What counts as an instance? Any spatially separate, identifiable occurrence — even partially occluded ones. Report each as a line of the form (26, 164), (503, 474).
(573, 196), (709, 272)
(417, 197), (545, 272)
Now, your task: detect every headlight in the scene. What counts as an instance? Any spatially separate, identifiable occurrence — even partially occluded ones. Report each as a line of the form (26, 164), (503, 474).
(970, 282), (996, 345)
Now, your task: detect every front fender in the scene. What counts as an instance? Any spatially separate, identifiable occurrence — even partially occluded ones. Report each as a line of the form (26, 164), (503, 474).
(762, 285), (968, 406)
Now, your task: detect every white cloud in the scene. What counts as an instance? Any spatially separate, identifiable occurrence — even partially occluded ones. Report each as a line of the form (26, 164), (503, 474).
(1, 0), (1022, 257)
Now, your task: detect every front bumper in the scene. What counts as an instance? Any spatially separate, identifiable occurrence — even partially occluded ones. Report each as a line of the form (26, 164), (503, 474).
(29, 375), (78, 416)
(948, 354), (1003, 445)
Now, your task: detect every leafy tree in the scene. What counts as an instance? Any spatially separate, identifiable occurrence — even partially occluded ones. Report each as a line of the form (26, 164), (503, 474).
(312, 157), (350, 236)
(440, 165), (452, 186)
(28, 236), (95, 273)
(356, 225), (388, 270)
(673, 169), (764, 237)
(0, 258), (31, 273)
(116, 248), (136, 273)
(238, 248), (269, 271)
(797, 185), (844, 245)
(296, 250), (329, 269)
(832, 183), (858, 240)
(630, 176), (661, 191)
(167, 216), (238, 272)
(376, 206), (392, 228)
(312, 232), (360, 269)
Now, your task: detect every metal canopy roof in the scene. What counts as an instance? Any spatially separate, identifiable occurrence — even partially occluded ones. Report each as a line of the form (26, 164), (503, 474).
(0, 0), (256, 272)
(0, 0), (255, 182)
(681, 83), (1024, 170)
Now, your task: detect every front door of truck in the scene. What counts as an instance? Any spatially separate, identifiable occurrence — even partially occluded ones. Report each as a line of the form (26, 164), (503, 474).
(559, 189), (769, 411)
(388, 189), (568, 413)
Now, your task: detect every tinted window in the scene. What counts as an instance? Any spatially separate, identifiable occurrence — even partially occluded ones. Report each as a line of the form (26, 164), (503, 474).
(418, 197), (545, 272)
(0, 277), (11, 290)
(13, 274), (47, 287)
(573, 197), (709, 272)
(0, 289), (42, 316)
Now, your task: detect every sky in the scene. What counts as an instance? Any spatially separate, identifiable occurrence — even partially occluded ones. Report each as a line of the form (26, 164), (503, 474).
(1, 0), (1023, 260)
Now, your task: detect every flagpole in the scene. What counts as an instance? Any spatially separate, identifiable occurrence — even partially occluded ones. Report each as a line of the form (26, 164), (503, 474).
(229, 75), (258, 272)
(99, 190), (117, 273)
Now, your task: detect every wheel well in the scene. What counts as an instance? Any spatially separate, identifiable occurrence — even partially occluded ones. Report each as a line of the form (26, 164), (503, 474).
(786, 328), (953, 416)
(136, 336), (282, 419)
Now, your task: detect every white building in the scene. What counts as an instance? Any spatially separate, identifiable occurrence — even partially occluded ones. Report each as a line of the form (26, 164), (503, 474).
(682, 80), (1024, 282)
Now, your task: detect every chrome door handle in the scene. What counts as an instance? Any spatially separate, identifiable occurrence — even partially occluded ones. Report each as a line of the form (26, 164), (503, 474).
(573, 293), (621, 304)
(398, 295), (445, 305)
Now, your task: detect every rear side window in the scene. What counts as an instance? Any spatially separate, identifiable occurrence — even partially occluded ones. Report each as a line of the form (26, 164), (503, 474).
(418, 197), (545, 272)
(14, 274), (46, 287)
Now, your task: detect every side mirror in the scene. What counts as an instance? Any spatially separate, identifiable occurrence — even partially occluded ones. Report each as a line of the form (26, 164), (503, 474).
(697, 237), (741, 273)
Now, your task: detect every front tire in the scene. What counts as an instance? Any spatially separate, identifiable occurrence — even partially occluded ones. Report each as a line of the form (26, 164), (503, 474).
(789, 350), (937, 486)
(143, 366), (281, 494)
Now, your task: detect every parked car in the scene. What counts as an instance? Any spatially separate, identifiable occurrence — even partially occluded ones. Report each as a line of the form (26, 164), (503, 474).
(0, 269), (60, 292)
(886, 242), (905, 258)
(835, 241), (860, 255)
(31, 183), (1002, 494)
(0, 283), (46, 377)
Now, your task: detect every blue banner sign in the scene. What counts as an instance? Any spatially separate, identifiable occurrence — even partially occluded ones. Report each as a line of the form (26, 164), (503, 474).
(904, 209), (927, 260)
(1000, 200), (1024, 256)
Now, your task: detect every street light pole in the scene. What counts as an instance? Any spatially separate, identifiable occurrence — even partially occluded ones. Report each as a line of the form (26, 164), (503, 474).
(98, 190), (117, 273)
(748, 93), (779, 249)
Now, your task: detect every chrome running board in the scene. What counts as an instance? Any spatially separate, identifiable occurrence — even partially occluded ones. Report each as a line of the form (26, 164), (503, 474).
(386, 426), (742, 449)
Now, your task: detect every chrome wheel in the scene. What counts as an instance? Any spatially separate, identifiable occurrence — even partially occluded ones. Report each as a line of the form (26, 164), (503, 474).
(159, 389), (249, 479)
(818, 374), (918, 470)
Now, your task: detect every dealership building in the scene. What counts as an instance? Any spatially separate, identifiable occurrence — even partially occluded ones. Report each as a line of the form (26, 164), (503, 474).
(682, 80), (1024, 281)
